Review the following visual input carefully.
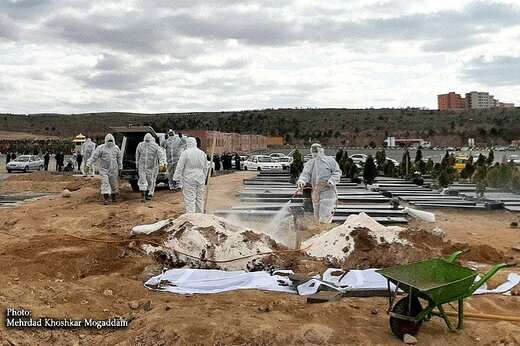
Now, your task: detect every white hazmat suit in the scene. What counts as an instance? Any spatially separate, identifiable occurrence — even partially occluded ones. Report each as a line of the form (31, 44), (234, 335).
(297, 143), (342, 223)
(161, 131), (184, 189)
(80, 138), (96, 176)
(174, 137), (208, 213)
(136, 133), (166, 198)
(87, 134), (122, 200)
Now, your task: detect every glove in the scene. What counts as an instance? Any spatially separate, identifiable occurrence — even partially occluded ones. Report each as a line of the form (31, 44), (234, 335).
(297, 181), (305, 190)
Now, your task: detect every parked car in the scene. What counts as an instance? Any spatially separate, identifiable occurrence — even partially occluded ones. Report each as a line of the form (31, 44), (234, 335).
(268, 153), (288, 161)
(276, 156), (292, 170)
(6, 155), (44, 173)
(243, 155), (283, 171)
(385, 158), (400, 167)
(350, 154), (368, 164)
(507, 155), (520, 165)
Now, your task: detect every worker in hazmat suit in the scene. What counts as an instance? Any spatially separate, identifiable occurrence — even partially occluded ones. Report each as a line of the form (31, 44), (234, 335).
(87, 134), (122, 204)
(136, 133), (167, 202)
(297, 143), (342, 223)
(81, 137), (96, 177)
(173, 137), (209, 213)
(161, 129), (184, 190)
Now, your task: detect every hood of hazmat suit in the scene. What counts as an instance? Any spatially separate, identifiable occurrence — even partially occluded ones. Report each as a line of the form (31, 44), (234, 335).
(297, 143), (342, 223)
(136, 133), (166, 172)
(173, 137), (208, 186)
(161, 131), (184, 164)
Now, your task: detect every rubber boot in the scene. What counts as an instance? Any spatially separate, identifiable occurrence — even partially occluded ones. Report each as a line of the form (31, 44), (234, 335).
(103, 194), (110, 205)
(111, 193), (118, 202)
(145, 191), (152, 200)
(141, 191), (147, 203)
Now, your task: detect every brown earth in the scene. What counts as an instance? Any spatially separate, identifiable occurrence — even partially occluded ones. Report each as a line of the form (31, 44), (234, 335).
(1, 171), (520, 345)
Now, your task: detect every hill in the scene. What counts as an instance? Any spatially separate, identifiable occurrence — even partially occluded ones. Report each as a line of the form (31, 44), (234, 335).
(1, 108), (519, 146)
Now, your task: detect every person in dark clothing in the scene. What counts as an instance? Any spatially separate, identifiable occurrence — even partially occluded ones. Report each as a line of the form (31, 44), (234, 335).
(6, 152), (11, 165)
(43, 152), (50, 171)
(195, 137), (202, 149)
(234, 153), (241, 170)
(11, 153), (16, 161)
(220, 153), (226, 170)
(213, 154), (221, 172)
(76, 153), (83, 172)
(56, 152), (64, 172)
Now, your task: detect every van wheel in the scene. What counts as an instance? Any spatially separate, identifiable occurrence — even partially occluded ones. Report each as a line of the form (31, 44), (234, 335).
(24, 166), (28, 173)
(244, 166), (248, 171)
(257, 167), (261, 171)
(130, 180), (140, 192)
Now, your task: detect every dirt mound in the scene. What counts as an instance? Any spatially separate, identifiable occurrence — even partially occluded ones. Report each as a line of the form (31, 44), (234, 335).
(140, 213), (285, 271)
(2, 172), (99, 193)
(302, 213), (407, 264)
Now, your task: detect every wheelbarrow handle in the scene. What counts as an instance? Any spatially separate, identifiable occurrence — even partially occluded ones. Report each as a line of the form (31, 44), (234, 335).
(467, 262), (510, 296)
(445, 249), (469, 263)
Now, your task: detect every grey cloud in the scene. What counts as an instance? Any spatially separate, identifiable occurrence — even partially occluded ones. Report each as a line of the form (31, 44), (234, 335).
(462, 56), (520, 86)
(77, 71), (150, 90)
(0, 14), (19, 40)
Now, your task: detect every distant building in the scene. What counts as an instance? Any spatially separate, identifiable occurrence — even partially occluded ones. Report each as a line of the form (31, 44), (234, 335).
(465, 91), (497, 109)
(438, 90), (514, 110)
(385, 137), (431, 148)
(181, 130), (267, 154)
(438, 92), (466, 110)
(266, 136), (284, 147)
(497, 102), (515, 108)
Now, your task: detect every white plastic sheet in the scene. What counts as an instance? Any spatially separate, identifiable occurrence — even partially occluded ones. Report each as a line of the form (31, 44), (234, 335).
(144, 269), (295, 294)
(404, 207), (436, 222)
(131, 219), (171, 235)
(144, 268), (519, 296)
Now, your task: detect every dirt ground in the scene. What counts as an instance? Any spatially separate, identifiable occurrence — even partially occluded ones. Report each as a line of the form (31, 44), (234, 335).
(1, 171), (520, 346)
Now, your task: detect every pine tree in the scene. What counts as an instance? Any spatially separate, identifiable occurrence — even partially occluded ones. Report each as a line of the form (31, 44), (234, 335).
(487, 149), (495, 166)
(335, 149), (344, 165)
(414, 149), (423, 163)
(290, 150), (304, 183)
(400, 150), (411, 177)
(363, 155), (378, 185)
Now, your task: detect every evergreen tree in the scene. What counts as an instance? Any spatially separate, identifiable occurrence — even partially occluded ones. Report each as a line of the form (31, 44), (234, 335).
(375, 149), (386, 169)
(400, 149), (411, 177)
(414, 149), (423, 163)
(426, 158), (434, 173)
(335, 149), (344, 165)
(473, 164), (488, 199)
(476, 153), (486, 167)
(290, 150), (304, 183)
(460, 155), (475, 180)
(487, 149), (495, 166)
(363, 155), (378, 185)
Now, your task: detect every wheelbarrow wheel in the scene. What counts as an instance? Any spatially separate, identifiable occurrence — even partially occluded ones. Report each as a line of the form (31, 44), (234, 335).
(390, 295), (423, 339)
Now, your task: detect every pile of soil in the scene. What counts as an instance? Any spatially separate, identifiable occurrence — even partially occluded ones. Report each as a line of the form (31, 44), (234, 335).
(1, 171), (99, 193)
(140, 213), (286, 271)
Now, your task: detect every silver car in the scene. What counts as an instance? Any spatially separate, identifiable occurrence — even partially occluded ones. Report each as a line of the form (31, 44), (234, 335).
(6, 155), (44, 173)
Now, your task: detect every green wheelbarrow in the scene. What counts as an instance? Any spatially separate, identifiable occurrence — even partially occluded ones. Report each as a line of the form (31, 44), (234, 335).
(376, 251), (511, 339)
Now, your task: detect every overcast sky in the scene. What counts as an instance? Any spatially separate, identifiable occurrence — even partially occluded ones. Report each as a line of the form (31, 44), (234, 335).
(1, 0), (519, 113)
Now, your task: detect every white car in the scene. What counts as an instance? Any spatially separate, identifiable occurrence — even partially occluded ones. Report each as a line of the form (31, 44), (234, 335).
(386, 158), (400, 167)
(350, 154), (368, 164)
(243, 155), (283, 171)
(6, 155), (44, 173)
(507, 155), (520, 165)
(276, 156), (292, 170)
(269, 153), (288, 161)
